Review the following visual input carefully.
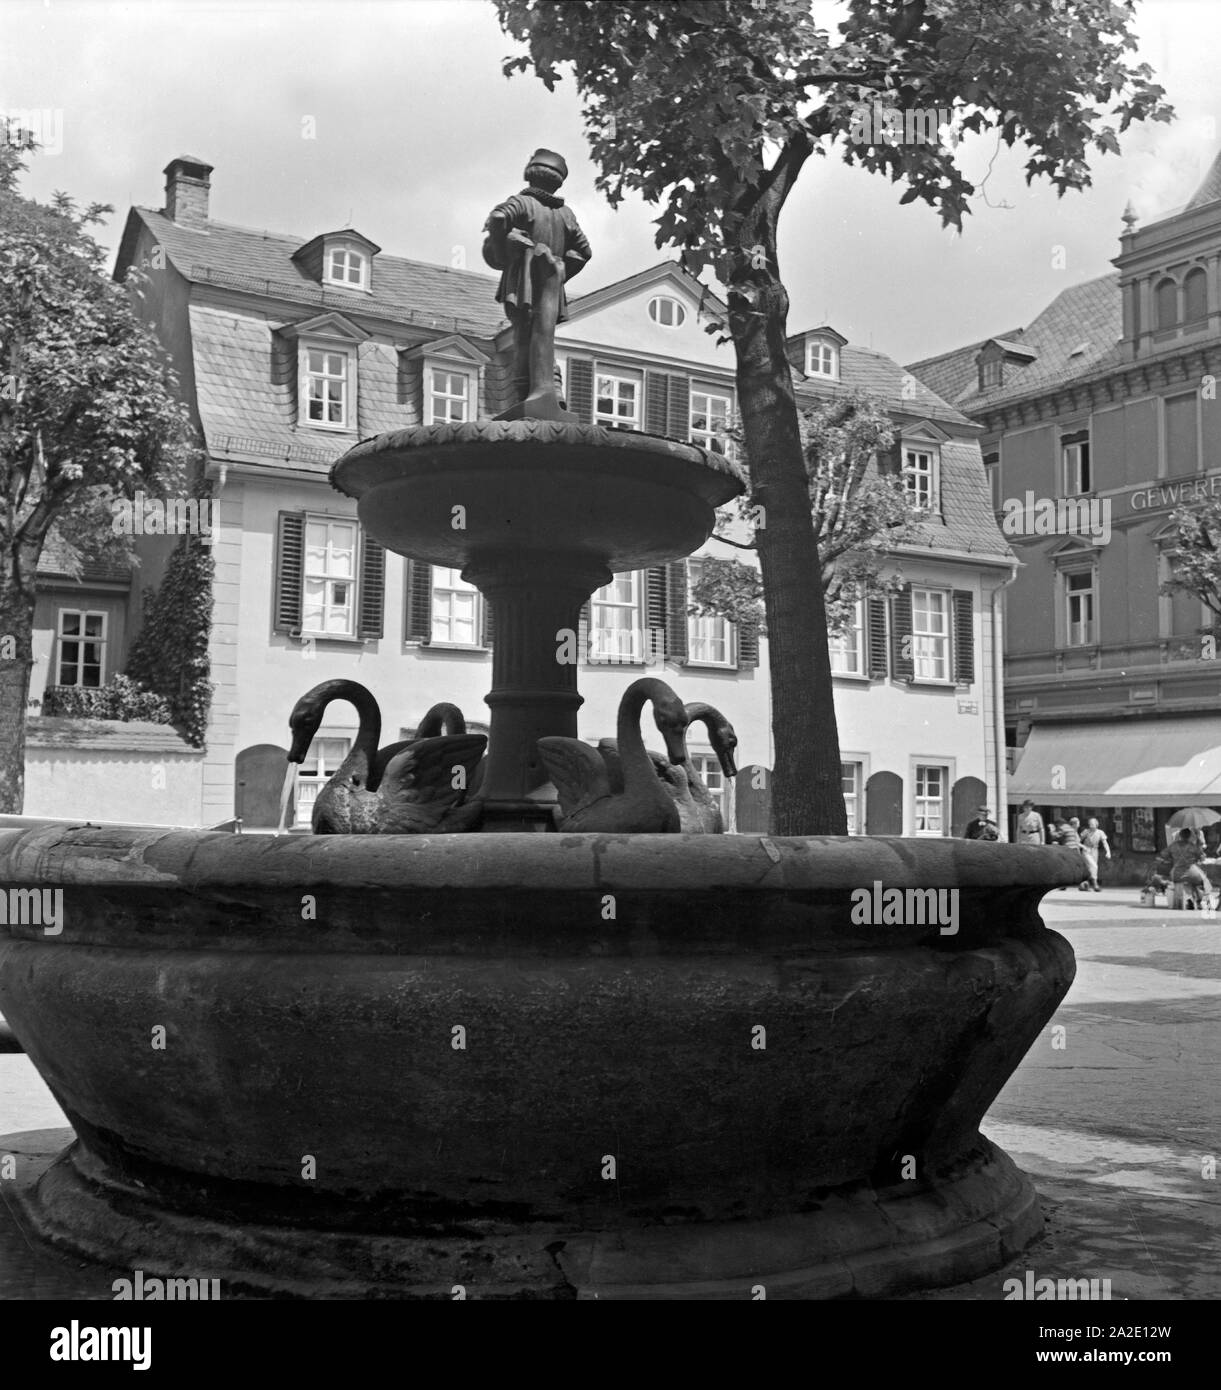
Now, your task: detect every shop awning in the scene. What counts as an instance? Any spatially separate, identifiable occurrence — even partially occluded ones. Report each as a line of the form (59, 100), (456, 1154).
(1009, 718), (1221, 808)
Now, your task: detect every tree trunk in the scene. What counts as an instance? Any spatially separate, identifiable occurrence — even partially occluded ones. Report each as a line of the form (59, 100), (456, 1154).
(729, 218), (847, 836)
(0, 549), (40, 814)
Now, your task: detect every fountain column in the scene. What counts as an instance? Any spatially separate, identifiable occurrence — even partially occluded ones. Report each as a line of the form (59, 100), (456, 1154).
(464, 552), (611, 830)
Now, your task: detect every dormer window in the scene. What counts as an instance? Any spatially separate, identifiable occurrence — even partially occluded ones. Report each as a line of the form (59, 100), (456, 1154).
(648, 295), (686, 328)
(975, 337), (1036, 392)
(280, 311), (370, 434)
(806, 336), (839, 379)
(292, 229), (380, 293)
(327, 245), (368, 291)
(903, 446), (939, 511)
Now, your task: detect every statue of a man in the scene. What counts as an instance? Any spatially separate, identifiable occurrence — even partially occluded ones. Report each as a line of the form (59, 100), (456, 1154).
(483, 149), (591, 421)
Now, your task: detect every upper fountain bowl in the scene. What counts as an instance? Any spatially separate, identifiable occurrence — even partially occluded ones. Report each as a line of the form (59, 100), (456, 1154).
(330, 419), (746, 569)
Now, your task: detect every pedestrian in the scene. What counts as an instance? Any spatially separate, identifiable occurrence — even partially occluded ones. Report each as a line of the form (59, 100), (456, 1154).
(1079, 817), (1111, 893)
(1051, 818), (1088, 890)
(964, 805), (999, 840)
(1016, 800), (1046, 844)
(1167, 827), (1213, 910)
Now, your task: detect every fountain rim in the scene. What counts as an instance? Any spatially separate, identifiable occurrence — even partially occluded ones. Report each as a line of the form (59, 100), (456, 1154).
(328, 417), (747, 503)
(0, 823), (1085, 895)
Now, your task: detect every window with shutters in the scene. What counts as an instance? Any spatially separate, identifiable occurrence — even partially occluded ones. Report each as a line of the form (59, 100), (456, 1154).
(690, 388), (733, 455)
(299, 344), (355, 430)
(911, 587), (950, 681)
(596, 372), (640, 430)
(913, 764), (949, 836)
(303, 517), (359, 636)
(683, 560), (734, 667)
(276, 512), (383, 641)
(430, 566), (481, 646)
(590, 571), (646, 662)
(829, 600), (866, 676)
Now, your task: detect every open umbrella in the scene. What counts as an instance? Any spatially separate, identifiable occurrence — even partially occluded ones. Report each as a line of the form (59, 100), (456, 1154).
(1166, 807), (1221, 831)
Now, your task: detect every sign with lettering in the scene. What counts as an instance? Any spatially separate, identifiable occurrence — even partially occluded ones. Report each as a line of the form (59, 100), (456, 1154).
(1128, 474), (1221, 513)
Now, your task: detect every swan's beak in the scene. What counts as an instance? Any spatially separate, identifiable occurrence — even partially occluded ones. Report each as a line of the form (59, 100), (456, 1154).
(663, 727), (687, 764)
(720, 748), (738, 778)
(287, 731), (311, 764)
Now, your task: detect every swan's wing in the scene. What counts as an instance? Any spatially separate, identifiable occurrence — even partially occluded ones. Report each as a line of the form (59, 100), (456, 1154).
(380, 735), (488, 809)
(370, 738), (415, 791)
(597, 738), (625, 794)
(538, 737), (610, 818)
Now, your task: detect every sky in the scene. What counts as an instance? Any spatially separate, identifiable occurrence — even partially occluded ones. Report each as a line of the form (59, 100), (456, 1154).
(3, 0), (1221, 367)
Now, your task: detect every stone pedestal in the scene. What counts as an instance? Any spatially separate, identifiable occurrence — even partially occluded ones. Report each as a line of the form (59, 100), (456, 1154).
(464, 554), (610, 828)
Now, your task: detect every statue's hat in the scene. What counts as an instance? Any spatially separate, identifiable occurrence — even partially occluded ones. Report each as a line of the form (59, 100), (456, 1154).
(525, 148), (568, 181)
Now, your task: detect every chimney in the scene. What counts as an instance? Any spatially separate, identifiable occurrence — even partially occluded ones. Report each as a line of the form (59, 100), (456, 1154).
(163, 156), (214, 229)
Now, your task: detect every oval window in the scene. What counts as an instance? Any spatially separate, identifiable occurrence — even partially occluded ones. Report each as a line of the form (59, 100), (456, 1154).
(648, 296), (686, 327)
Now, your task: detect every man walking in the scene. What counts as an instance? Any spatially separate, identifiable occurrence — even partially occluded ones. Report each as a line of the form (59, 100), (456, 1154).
(1080, 817), (1111, 893)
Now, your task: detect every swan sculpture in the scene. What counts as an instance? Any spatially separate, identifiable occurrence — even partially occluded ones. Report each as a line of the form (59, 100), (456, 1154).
(376, 735), (489, 834)
(538, 677), (690, 833)
(286, 681), (482, 833)
(598, 701), (739, 833)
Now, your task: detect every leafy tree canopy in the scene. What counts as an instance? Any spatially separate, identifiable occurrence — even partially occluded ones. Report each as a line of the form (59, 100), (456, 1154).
(497, 0), (1171, 278)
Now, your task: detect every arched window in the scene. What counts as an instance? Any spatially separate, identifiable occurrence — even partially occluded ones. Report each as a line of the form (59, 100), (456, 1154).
(1154, 277), (1179, 331)
(1184, 267), (1208, 324)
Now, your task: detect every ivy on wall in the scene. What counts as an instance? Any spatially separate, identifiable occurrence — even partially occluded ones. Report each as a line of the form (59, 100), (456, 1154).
(125, 530), (214, 748)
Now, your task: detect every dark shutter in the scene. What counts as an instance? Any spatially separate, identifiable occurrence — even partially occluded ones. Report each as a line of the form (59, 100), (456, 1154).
(880, 437), (903, 478)
(645, 373), (669, 436)
(866, 596), (889, 679)
(646, 566), (667, 661)
(952, 589), (974, 684)
(567, 357), (594, 425)
(357, 533), (385, 639)
(666, 561), (689, 663)
(578, 599), (591, 663)
(481, 593), (495, 648)
(737, 618), (760, 670)
(892, 586), (914, 681)
(274, 511), (304, 633)
(666, 374), (690, 441)
(405, 560), (433, 642)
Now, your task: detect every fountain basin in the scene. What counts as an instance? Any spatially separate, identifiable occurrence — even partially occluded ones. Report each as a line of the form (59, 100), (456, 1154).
(330, 419), (746, 570)
(0, 825), (1079, 1298)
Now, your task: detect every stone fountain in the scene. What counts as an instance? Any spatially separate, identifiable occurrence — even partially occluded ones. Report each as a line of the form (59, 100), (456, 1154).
(0, 153), (1080, 1299)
